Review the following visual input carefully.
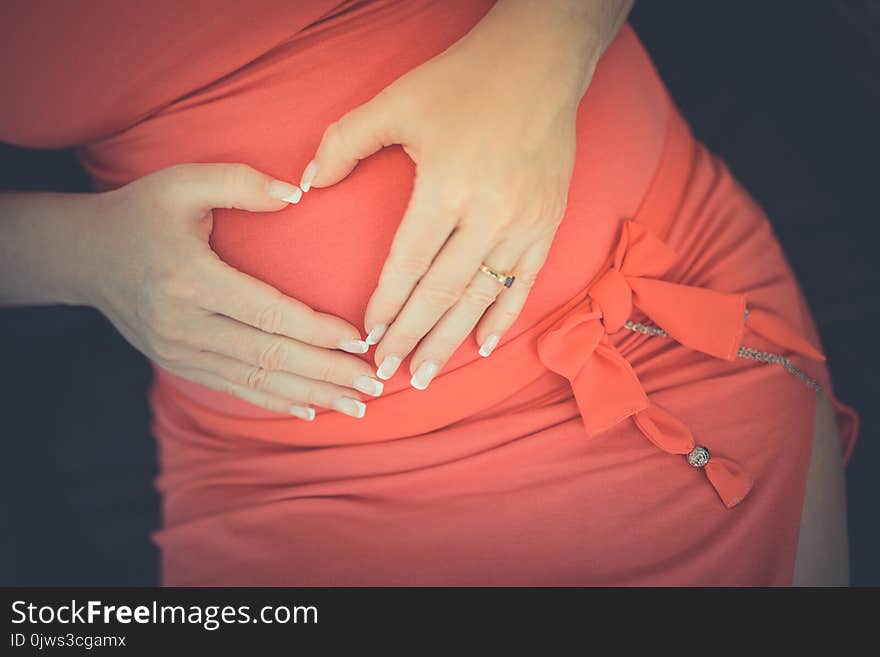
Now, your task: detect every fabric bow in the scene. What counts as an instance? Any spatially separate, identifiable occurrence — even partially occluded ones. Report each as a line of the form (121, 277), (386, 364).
(536, 221), (824, 508)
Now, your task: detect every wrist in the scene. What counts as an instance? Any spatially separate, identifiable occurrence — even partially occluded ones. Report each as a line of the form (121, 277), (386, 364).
(35, 191), (106, 309)
(454, 0), (629, 101)
(61, 191), (111, 309)
(34, 191), (107, 308)
(0, 191), (98, 307)
(453, 4), (598, 102)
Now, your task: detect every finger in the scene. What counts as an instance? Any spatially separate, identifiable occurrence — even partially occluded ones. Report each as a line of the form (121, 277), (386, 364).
(181, 351), (370, 419)
(196, 315), (384, 396)
(300, 92), (396, 191)
(161, 163), (303, 216)
(363, 176), (457, 345)
(198, 259), (369, 354)
(165, 365), (315, 419)
(373, 222), (494, 377)
(475, 233), (553, 355)
(408, 237), (525, 388)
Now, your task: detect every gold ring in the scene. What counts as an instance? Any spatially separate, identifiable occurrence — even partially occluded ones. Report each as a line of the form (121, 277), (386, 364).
(479, 264), (515, 288)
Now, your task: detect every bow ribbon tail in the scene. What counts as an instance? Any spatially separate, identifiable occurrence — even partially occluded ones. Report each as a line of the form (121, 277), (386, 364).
(633, 402), (696, 453)
(538, 314), (653, 435)
(628, 278), (747, 361)
(634, 403), (753, 508)
(746, 307), (826, 361)
(572, 343), (649, 435)
(704, 457), (754, 509)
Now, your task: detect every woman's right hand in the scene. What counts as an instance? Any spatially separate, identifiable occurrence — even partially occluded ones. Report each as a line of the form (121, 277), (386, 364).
(84, 163), (383, 419)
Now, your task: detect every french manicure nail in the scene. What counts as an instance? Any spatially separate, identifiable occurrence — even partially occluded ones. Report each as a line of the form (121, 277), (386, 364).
(300, 160), (318, 192)
(365, 324), (387, 345)
(479, 334), (500, 357)
(289, 405), (315, 421)
(267, 180), (303, 204)
(333, 397), (366, 418)
(338, 338), (369, 354)
(376, 355), (402, 380)
(353, 374), (383, 397)
(410, 360), (439, 390)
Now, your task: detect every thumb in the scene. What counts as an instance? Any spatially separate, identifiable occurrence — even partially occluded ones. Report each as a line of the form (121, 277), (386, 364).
(161, 163), (303, 217)
(300, 93), (397, 191)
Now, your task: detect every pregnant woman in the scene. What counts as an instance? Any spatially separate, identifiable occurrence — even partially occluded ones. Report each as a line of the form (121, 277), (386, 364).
(0, 0), (858, 585)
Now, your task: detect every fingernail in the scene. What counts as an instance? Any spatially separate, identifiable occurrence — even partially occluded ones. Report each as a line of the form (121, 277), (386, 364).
(268, 180), (303, 204)
(479, 334), (500, 357)
(365, 323), (387, 346)
(300, 160), (318, 192)
(410, 360), (439, 390)
(289, 405), (315, 421)
(353, 374), (383, 397)
(333, 397), (366, 418)
(338, 338), (369, 354)
(376, 355), (402, 380)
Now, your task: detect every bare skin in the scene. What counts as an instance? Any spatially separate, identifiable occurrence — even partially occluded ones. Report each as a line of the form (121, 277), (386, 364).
(0, 0), (633, 413)
(0, 166), (382, 419)
(792, 393), (849, 586)
(0, 1), (847, 585)
(302, 0), (635, 388)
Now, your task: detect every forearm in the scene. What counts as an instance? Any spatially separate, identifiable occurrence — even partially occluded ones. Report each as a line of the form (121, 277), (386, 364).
(456, 0), (634, 98)
(0, 191), (101, 307)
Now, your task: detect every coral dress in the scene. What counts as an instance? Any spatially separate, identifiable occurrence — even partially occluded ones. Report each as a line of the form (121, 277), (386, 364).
(1, 0), (857, 585)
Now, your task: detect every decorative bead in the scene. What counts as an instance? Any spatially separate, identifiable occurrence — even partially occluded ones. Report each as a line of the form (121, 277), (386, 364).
(687, 445), (711, 468)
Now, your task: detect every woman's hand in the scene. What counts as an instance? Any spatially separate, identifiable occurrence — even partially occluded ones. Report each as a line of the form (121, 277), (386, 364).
(299, 0), (632, 389)
(95, 164), (393, 418)
(1, 164), (387, 418)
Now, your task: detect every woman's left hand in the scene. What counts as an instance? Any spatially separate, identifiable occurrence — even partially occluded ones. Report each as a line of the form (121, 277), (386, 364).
(300, 0), (632, 388)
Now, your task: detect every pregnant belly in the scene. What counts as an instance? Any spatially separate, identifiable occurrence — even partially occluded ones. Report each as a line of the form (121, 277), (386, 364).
(79, 5), (669, 414)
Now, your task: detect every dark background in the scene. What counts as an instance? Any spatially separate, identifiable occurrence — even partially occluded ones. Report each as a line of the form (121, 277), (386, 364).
(1, 1), (877, 585)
